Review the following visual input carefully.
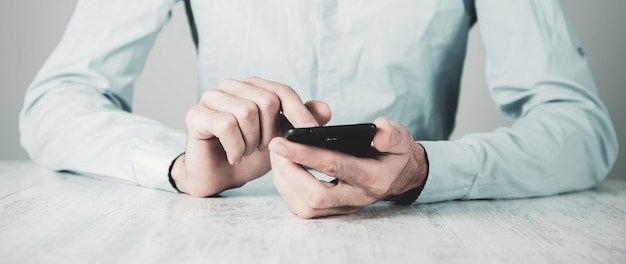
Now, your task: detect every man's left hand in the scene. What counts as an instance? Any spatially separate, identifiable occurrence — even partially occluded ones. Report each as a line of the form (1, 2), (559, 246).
(269, 117), (428, 219)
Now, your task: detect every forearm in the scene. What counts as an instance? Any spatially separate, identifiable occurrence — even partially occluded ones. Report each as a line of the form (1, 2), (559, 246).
(468, 102), (615, 200)
(19, 0), (182, 189)
(417, 88), (618, 203)
(410, 0), (618, 204)
(20, 83), (186, 190)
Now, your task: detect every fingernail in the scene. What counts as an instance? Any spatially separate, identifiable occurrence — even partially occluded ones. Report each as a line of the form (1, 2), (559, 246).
(304, 122), (317, 128)
(269, 142), (288, 156)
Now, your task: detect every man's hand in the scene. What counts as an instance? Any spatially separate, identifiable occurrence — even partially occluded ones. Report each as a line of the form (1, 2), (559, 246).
(171, 77), (331, 197)
(269, 117), (428, 219)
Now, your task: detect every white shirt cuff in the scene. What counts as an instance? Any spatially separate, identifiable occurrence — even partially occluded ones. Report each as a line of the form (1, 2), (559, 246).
(133, 129), (186, 192)
(416, 141), (478, 203)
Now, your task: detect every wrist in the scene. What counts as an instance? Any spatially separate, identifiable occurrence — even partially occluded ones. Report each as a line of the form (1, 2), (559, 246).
(386, 142), (429, 205)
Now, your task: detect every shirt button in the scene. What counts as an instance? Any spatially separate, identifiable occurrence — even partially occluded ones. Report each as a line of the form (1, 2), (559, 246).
(577, 47), (585, 57)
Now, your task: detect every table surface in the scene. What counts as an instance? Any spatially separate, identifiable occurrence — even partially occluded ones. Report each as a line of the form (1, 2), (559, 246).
(1, 161), (625, 263)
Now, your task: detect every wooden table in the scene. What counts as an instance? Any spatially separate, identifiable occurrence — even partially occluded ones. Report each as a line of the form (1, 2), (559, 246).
(1, 161), (624, 263)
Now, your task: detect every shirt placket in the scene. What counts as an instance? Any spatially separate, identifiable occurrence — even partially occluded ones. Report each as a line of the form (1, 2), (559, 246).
(317, 0), (341, 121)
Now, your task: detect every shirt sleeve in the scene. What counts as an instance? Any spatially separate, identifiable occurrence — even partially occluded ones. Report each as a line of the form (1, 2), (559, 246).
(19, 0), (186, 192)
(416, 0), (619, 203)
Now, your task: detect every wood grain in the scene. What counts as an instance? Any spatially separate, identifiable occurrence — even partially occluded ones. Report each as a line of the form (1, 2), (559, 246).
(1, 161), (624, 263)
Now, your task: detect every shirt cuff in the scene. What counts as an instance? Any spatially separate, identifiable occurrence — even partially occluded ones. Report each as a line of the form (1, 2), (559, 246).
(416, 140), (478, 203)
(133, 129), (186, 192)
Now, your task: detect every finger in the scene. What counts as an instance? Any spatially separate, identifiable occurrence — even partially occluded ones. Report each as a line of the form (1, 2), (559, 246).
(304, 100), (332, 126)
(268, 137), (375, 187)
(271, 160), (299, 212)
(186, 105), (245, 165)
(270, 152), (366, 218)
(271, 152), (322, 217)
(200, 89), (260, 155)
(372, 117), (412, 154)
(270, 151), (337, 208)
(218, 79), (281, 149)
(275, 173), (362, 218)
(244, 76), (318, 128)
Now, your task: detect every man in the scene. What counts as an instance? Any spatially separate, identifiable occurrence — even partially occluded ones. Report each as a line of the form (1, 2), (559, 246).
(20, 0), (618, 218)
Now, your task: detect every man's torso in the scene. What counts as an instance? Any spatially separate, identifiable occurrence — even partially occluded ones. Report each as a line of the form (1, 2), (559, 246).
(190, 0), (473, 140)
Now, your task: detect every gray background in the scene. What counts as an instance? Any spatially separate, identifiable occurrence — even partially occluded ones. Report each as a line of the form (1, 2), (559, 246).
(1, 1), (624, 180)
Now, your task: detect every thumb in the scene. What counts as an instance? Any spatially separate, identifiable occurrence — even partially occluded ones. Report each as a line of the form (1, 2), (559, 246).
(372, 117), (412, 154)
(305, 100), (332, 126)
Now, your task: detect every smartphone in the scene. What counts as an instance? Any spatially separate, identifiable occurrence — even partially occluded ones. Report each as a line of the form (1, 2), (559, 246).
(285, 123), (380, 158)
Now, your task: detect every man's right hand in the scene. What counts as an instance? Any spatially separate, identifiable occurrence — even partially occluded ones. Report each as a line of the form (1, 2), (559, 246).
(170, 77), (331, 197)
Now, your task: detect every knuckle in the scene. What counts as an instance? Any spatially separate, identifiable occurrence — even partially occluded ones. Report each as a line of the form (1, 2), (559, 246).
(200, 89), (222, 105)
(216, 115), (238, 135)
(219, 78), (239, 88)
(321, 159), (343, 176)
(244, 76), (261, 83)
(235, 102), (258, 122)
(185, 105), (204, 129)
(199, 90), (212, 104)
(256, 93), (280, 113)
(275, 83), (295, 94)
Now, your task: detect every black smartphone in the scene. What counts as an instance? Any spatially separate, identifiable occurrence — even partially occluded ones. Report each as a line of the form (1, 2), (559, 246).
(285, 123), (380, 158)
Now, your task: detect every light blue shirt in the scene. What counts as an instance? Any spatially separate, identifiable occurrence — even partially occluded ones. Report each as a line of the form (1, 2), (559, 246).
(20, 0), (618, 203)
